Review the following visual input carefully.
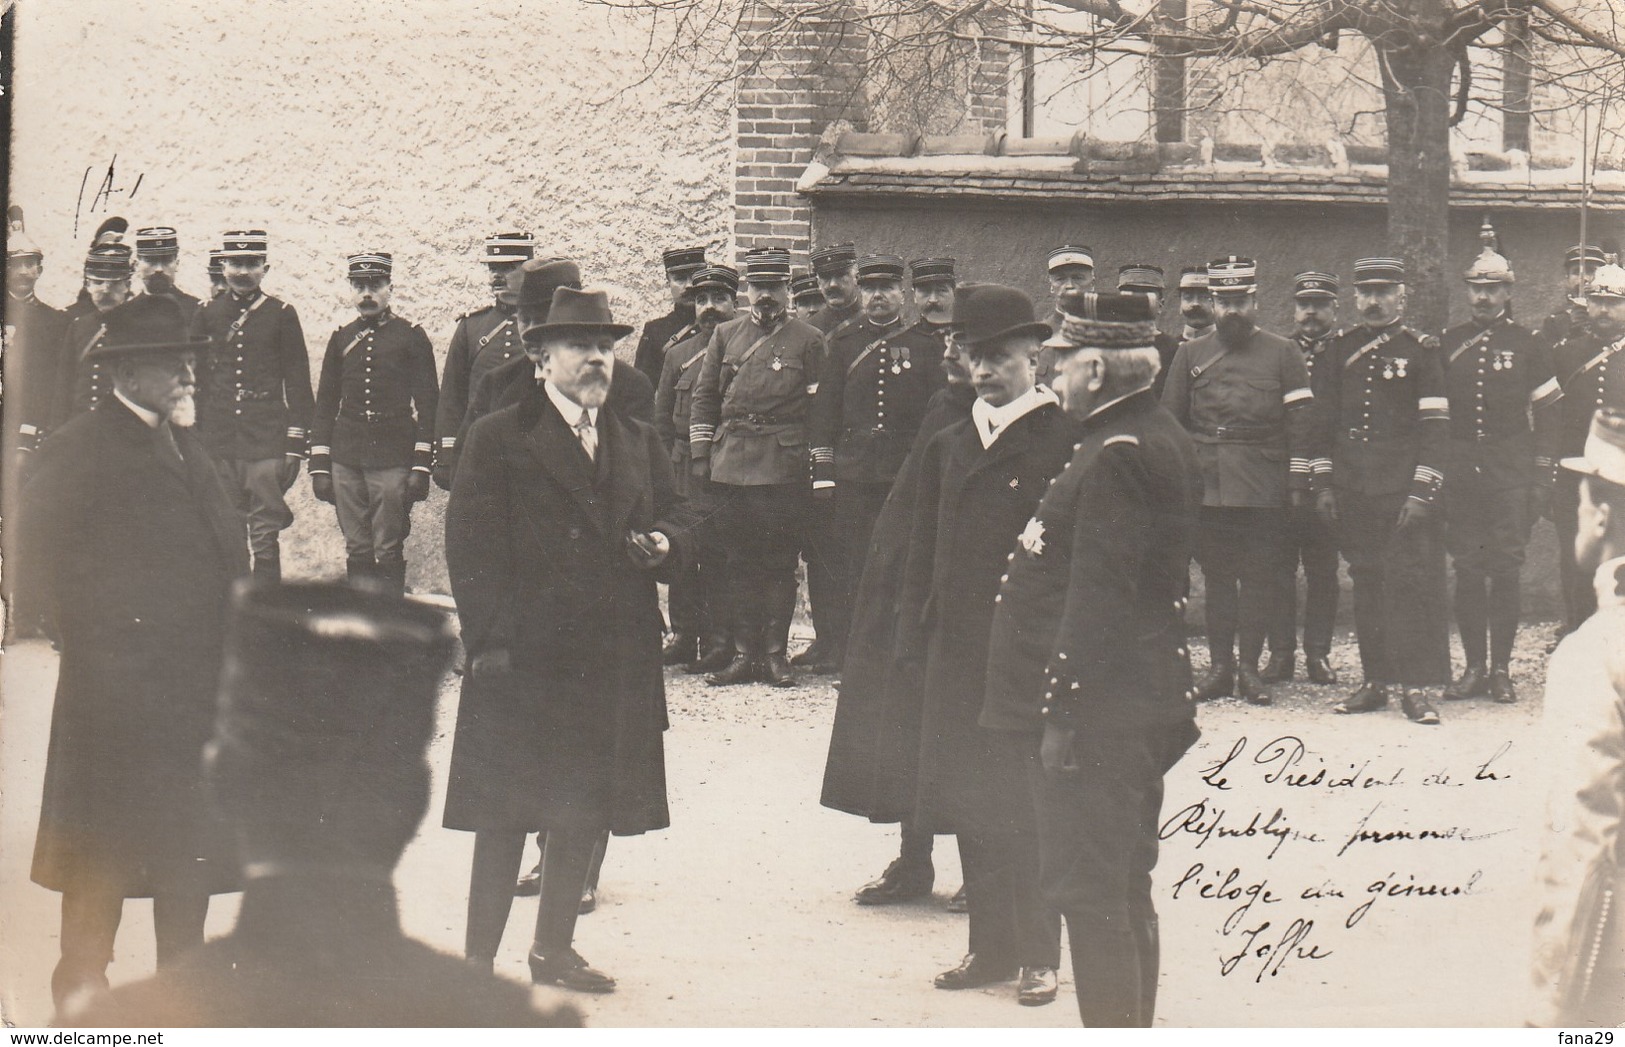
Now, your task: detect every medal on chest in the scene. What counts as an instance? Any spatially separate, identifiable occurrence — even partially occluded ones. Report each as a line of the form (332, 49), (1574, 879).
(1492, 348), (1514, 371)
(886, 344), (911, 375)
(771, 354), (785, 372)
(1382, 357), (1408, 380)
(1017, 516), (1046, 557)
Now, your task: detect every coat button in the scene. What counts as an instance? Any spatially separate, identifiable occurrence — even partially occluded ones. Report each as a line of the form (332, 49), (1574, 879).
(569, 526), (582, 539)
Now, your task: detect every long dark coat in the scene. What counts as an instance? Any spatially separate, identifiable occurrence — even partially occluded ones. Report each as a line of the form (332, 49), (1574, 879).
(22, 400), (248, 896)
(820, 383), (974, 819)
(901, 402), (1078, 834)
(442, 386), (687, 836)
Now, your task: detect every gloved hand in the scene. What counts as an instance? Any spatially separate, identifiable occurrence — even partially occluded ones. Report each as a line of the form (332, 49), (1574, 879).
(277, 455), (301, 492)
(1040, 723), (1079, 776)
(1315, 488), (1338, 527)
(1395, 496), (1432, 532)
(312, 473), (335, 505)
(626, 529), (671, 568)
(470, 648), (511, 680)
(407, 470), (430, 504)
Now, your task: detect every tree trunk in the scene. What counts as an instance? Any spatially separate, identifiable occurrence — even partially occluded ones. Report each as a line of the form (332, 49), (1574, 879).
(1378, 23), (1457, 335)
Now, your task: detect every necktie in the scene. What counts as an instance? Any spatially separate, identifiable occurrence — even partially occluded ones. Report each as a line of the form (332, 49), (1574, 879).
(575, 408), (597, 463)
(157, 421), (185, 468)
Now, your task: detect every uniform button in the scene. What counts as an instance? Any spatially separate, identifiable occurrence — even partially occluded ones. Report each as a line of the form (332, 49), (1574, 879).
(1184, 690), (1195, 701)
(1000, 574), (1008, 583)
(994, 595), (1001, 603)
(1176, 646), (1188, 658)
(1007, 552), (1015, 560)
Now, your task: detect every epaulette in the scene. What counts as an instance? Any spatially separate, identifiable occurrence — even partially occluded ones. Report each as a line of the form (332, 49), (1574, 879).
(1103, 433), (1140, 449)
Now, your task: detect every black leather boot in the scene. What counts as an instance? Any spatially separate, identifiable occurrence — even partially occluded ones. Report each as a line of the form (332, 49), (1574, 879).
(661, 632), (698, 667)
(1444, 665), (1489, 701)
(1305, 652), (1337, 684)
(1334, 681), (1388, 714)
(1193, 660), (1235, 702)
(1488, 666), (1518, 704)
(345, 557), (376, 588)
(1259, 650), (1295, 683)
(707, 644), (762, 686)
(688, 635), (734, 674)
(1236, 664), (1271, 705)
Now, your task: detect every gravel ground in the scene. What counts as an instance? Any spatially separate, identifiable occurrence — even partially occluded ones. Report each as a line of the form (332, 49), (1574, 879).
(0, 620), (1556, 1027)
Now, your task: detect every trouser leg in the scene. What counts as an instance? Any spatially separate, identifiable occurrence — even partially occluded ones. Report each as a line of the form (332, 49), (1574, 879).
(532, 827), (599, 957)
(366, 465), (412, 581)
(239, 456), (295, 565)
(1267, 517), (1301, 659)
(585, 830), (609, 892)
(696, 483), (732, 646)
(333, 462), (378, 565)
(1196, 508), (1239, 667)
(1487, 485), (1532, 666)
(1489, 571), (1521, 666)
(1339, 492), (1395, 682)
(761, 485), (806, 654)
(1237, 509), (1286, 669)
(54, 888), (123, 1010)
(466, 830), (525, 960)
(958, 834), (1015, 965)
(803, 496), (838, 646)
(1300, 509), (1341, 657)
(1454, 568), (1489, 667)
(152, 891), (210, 970)
(899, 819), (934, 865)
(720, 486), (764, 654)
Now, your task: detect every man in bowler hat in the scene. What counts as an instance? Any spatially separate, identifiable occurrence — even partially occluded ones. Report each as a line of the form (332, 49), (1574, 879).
(19, 295), (247, 1015)
(445, 286), (688, 993)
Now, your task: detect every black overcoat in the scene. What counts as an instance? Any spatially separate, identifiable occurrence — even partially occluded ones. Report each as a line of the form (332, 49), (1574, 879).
(819, 384), (973, 819)
(901, 402), (1078, 834)
(442, 386), (687, 835)
(22, 400), (248, 896)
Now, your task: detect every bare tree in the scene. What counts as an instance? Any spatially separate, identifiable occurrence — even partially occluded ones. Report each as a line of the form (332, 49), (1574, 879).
(588, 0), (1625, 332)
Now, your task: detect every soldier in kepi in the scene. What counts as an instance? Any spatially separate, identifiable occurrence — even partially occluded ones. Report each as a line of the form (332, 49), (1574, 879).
(1036, 245), (1096, 391)
(791, 269), (826, 321)
(810, 254), (942, 676)
(1440, 225), (1562, 705)
(206, 250), (228, 301)
(1115, 264), (1180, 399)
(1264, 272), (1345, 686)
(131, 227), (202, 323)
(50, 243), (134, 429)
(632, 246), (706, 389)
(1551, 260), (1625, 635)
(1541, 241), (1609, 348)
(308, 253), (438, 595)
(689, 247), (825, 688)
(654, 263), (740, 673)
(1312, 258), (1452, 725)
(1177, 265), (1215, 344)
(432, 231), (533, 491)
(192, 230), (315, 582)
(1162, 257), (1319, 707)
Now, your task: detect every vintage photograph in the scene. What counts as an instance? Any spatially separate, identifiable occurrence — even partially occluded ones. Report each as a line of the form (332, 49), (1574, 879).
(1, 0), (1623, 1030)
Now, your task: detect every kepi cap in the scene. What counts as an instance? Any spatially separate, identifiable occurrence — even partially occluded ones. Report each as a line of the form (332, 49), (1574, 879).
(347, 253), (393, 281)
(1293, 271), (1339, 299)
(1566, 243), (1610, 268)
(688, 264), (739, 295)
(910, 258), (956, 285)
(809, 243), (857, 276)
(790, 270), (823, 302)
(1055, 290), (1158, 351)
(1116, 263), (1164, 293)
(484, 232), (535, 264)
(1353, 257), (1406, 286)
(83, 243), (133, 279)
(1207, 255), (1257, 294)
(855, 254), (906, 284)
(220, 230), (269, 259)
(663, 247), (708, 276)
(1048, 245), (1095, 272)
(743, 247), (792, 284)
(134, 227), (180, 257)
(1178, 266), (1209, 291)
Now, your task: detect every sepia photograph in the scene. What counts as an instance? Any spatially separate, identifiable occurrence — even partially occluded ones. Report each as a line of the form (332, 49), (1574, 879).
(1, 0), (1623, 1031)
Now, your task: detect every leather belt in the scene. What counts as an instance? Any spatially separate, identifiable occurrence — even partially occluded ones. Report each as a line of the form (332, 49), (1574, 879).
(728, 413), (792, 427)
(231, 388), (276, 402)
(341, 408), (410, 423)
(1196, 424), (1280, 442)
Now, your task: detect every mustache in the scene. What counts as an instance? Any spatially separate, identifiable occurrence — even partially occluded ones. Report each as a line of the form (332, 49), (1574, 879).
(697, 307), (725, 324)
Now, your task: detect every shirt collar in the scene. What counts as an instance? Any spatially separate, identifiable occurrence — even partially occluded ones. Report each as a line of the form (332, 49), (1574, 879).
(1594, 555), (1625, 609)
(1182, 323), (1212, 341)
(114, 389), (162, 429)
(970, 384), (1058, 449)
(544, 379), (598, 428)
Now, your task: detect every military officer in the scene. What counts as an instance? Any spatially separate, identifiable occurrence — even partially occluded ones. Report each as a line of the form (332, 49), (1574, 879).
(131, 227), (203, 323)
(792, 269), (825, 320)
(1541, 242), (1608, 348)
(690, 247), (825, 687)
(632, 246), (706, 388)
(1116, 263), (1180, 399)
(432, 231), (534, 490)
(206, 250), (228, 301)
(1440, 232), (1562, 705)
(1162, 257), (1318, 706)
(808, 242), (861, 334)
(1551, 261), (1625, 632)
(1036, 245), (1096, 391)
(4, 213), (69, 640)
(654, 263), (740, 672)
(798, 242), (861, 670)
(1312, 257), (1452, 724)
(308, 253), (438, 596)
(49, 243), (134, 429)
(1177, 266), (1215, 343)
(192, 230), (315, 581)
(1263, 272), (1345, 685)
(982, 291), (1202, 1027)
(810, 254), (941, 674)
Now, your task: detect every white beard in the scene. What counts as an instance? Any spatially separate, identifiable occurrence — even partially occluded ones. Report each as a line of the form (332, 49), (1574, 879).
(168, 394), (197, 429)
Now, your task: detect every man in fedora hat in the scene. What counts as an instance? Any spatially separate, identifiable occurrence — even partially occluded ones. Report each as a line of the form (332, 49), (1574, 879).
(49, 242), (134, 428)
(1439, 228), (1561, 705)
(1313, 257), (1452, 724)
(67, 581), (581, 1028)
(632, 246), (706, 388)
(308, 253), (438, 595)
(1551, 261), (1625, 634)
(18, 294), (247, 1015)
(1529, 407), (1625, 1028)
(809, 254), (940, 675)
(898, 283), (1071, 1007)
(983, 291), (1202, 1026)
(1162, 257), (1319, 706)
(432, 232), (534, 490)
(191, 230), (315, 583)
(445, 286), (687, 994)
(1264, 271), (1347, 687)
(131, 227), (202, 324)
(654, 263), (740, 673)
(690, 247), (827, 688)
(443, 258), (655, 490)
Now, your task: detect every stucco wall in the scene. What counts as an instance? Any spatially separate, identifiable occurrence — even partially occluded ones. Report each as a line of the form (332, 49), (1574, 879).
(8, 0), (734, 592)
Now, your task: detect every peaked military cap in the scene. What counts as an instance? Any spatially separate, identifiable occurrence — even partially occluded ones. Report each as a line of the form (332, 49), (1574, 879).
(220, 230), (270, 259)
(484, 232), (535, 264)
(1048, 245), (1095, 272)
(1293, 271), (1340, 299)
(689, 264), (740, 294)
(347, 253), (393, 280)
(1353, 257), (1406, 286)
(809, 242), (857, 276)
(1207, 256), (1257, 293)
(1178, 265), (1210, 291)
(662, 246), (708, 275)
(1116, 263), (1164, 293)
(790, 270), (823, 302)
(909, 258), (956, 285)
(134, 227), (180, 256)
(83, 242), (133, 279)
(743, 247), (792, 284)
(855, 254), (906, 284)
